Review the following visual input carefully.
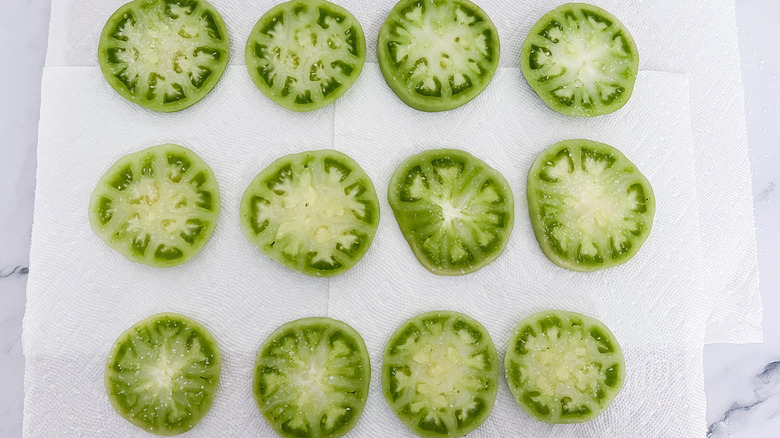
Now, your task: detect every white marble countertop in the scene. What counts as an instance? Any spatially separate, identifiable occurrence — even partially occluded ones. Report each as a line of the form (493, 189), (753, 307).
(1, 0), (778, 436)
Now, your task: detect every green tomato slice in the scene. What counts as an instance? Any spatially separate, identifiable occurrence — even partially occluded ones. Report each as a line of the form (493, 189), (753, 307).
(505, 310), (625, 424)
(527, 139), (654, 272)
(240, 150), (379, 277)
(388, 149), (514, 275)
(382, 311), (498, 438)
(377, 0), (500, 112)
(105, 313), (222, 435)
(89, 144), (221, 268)
(253, 317), (370, 438)
(245, 0), (366, 112)
(521, 3), (638, 117)
(98, 0), (230, 112)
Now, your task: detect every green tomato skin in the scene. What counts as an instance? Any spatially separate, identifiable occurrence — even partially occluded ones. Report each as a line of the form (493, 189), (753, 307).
(88, 144), (221, 268)
(245, 0), (366, 112)
(526, 139), (655, 272)
(505, 310), (626, 424)
(253, 317), (371, 438)
(377, 0), (500, 112)
(240, 150), (380, 277)
(521, 3), (639, 117)
(98, 0), (230, 112)
(382, 311), (499, 438)
(388, 149), (514, 276)
(105, 313), (222, 436)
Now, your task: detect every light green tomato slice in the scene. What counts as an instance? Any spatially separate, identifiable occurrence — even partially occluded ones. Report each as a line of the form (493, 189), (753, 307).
(89, 144), (221, 268)
(245, 0), (366, 112)
(98, 0), (230, 112)
(388, 149), (514, 275)
(505, 310), (626, 424)
(383, 311), (498, 438)
(240, 150), (380, 277)
(521, 3), (639, 117)
(105, 313), (222, 435)
(253, 317), (370, 438)
(378, 0), (500, 112)
(527, 139), (655, 272)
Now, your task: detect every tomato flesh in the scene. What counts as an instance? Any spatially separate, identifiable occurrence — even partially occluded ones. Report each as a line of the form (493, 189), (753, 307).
(527, 139), (654, 272)
(89, 144), (221, 268)
(388, 149), (514, 275)
(383, 311), (498, 437)
(105, 313), (221, 435)
(240, 150), (379, 277)
(254, 317), (370, 438)
(98, 0), (230, 112)
(378, 0), (500, 112)
(505, 310), (625, 424)
(245, 0), (366, 112)
(521, 3), (638, 117)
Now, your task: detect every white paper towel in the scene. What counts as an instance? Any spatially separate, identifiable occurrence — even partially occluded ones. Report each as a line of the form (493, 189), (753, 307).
(25, 62), (710, 435)
(328, 64), (708, 437)
(42, 0), (760, 344)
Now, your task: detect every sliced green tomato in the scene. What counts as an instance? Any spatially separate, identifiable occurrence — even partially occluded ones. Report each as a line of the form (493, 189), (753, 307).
(521, 3), (638, 117)
(383, 311), (498, 438)
(245, 0), (366, 112)
(89, 144), (221, 268)
(505, 310), (625, 424)
(377, 0), (500, 112)
(98, 0), (230, 112)
(527, 139), (654, 272)
(105, 313), (221, 435)
(240, 150), (379, 277)
(253, 317), (370, 438)
(388, 149), (514, 275)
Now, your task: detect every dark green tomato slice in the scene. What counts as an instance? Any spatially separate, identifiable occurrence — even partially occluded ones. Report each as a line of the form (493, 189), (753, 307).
(505, 310), (625, 424)
(89, 144), (221, 268)
(240, 150), (379, 277)
(377, 0), (500, 112)
(105, 313), (222, 435)
(388, 149), (514, 275)
(98, 0), (230, 112)
(382, 311), (498, 438)
(253, 317), (370, 438)
(521, 3), (638, 117)
(527, 139), (654, 272)
(245, 0), (366, 112)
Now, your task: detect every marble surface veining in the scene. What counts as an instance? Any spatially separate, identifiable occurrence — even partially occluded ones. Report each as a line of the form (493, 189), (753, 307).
(1, 0), (779, 436)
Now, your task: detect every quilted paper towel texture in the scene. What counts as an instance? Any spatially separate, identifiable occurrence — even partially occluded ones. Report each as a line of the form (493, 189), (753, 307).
(43, 0), (759, 344)
(23, 67), (334, 437)
(328, 65), (709, 436)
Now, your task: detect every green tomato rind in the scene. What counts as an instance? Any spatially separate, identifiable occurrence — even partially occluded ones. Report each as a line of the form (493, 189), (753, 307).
(377, 0), (500, 112)
(527, 139), (655, 272)
(505, 310), (625, 424)
(521, 3), (639, 117)
(89, 144), (221, 268)
(240, 150), (380, 277)
(98, 0), (231, 112)
(105, 313), (222, 436)
(245, 0), (367, 112)
(253, 317), (371, 438)
(388, 149), (514, 275)
(382, 311), (499, 438)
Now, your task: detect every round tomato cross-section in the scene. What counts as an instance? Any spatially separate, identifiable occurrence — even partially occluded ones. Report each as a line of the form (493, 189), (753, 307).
(253, 317), (371, 438)
(98, 0), (230, 112)
(89, 144), (221, 268)
(505, 310), (626, 423)
(105, 313), (222, 435)
(240, 150), (379, 277)
(378, 0), (500, 112)
(245, 0), (366, 112)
